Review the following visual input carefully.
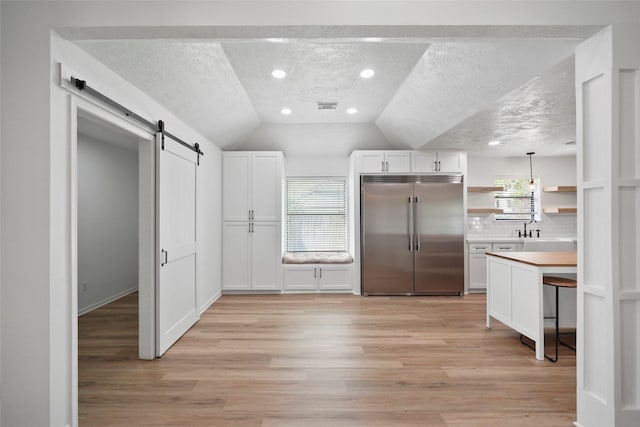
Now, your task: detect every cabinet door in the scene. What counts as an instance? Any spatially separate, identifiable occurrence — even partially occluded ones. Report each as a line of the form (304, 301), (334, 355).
(437, 152), (462, 173)
(468, 252), (488, 292)
(283, 265), (318, 290)
(412, 151), (438, 172)
(318, 265), (353, 290)
(359, 152), (386, 173)
(385, 152), (411, 173)
(222, 222), (251, 290)
(492, 242), (519, 252)
(251, 222), (282, 290)
(251, 152), (282, 221)
(223, 153), (251, 221)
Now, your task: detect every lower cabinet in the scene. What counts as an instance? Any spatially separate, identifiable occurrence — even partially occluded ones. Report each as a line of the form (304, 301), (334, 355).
(283, 264), (353, 292)
(468, 242), (520, 293)
(223, 221), (281, 290)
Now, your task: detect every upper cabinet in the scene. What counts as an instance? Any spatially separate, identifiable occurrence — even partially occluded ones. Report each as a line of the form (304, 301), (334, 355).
(412, 151), (462, 173)
(358, 151), (412, 173)
(353, 150), (465, 174)
(223, 151), (284, 222)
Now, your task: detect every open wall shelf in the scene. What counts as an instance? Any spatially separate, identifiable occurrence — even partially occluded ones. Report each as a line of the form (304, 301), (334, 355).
(468, 208), (503, 214)
(468, 186), (504, 192)
(543, 207), (577, 214)
(543, 186), (577, 192)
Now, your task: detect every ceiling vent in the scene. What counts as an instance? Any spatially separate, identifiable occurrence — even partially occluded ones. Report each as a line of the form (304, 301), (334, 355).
(317, 102), (338, 110)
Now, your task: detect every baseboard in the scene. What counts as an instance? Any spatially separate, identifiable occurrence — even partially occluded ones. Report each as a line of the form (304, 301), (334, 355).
(78, 286), (138, 316)
(199, 291), (222, 315)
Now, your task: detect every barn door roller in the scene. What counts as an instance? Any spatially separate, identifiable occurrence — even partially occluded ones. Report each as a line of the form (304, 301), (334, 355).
(71, 76), (204, 165)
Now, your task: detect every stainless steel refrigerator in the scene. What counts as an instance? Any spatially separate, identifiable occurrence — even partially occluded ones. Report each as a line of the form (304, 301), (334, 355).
(361, 175), (464, 295)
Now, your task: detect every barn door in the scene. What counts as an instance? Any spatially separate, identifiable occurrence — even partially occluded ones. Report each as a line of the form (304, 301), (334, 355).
(156, 132), (199, 356)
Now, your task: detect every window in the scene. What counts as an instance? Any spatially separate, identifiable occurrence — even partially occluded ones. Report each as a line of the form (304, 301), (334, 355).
(286, 177), (347, 252)
(494, 176), (540, 221)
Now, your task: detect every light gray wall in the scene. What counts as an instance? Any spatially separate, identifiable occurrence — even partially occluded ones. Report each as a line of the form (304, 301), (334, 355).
(236, 123), (393, 157)
(77, 133), (138, 315)
(197, 141), (223, 312)
(467, 155), (577, 237)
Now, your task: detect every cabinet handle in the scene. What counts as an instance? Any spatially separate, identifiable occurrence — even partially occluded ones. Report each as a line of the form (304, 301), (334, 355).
(314, 267), (317, 278)
(497, 246), (511, 250)
(434, 161), (438, 172)
(381, 161), (385, 172)
(476, 246), (488, 250)
(319, 268), (322, 278)
(438, 161), (441, 171)
(161, 249), (168, 266)
(385, 161), (389, 172)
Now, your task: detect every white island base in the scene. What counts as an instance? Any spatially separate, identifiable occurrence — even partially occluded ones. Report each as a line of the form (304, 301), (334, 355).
(486, 251), (577, 361)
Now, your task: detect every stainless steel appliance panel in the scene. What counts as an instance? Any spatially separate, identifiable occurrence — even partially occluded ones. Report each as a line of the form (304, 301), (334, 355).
(362, 182), (414, 294)
(413, 182), (464, 294)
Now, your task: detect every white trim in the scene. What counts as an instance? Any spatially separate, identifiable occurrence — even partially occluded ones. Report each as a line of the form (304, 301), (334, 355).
(77, 287), (139, 316)
(199, 291), (222, 316)
(70, 94), (157, 426)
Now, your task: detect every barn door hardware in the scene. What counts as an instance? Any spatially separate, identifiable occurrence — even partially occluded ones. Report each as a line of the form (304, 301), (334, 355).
(71, 76), (204, 165)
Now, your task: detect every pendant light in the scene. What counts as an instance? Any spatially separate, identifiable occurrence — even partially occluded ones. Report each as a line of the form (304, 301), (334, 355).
(527, 152), (535, 190)
(526, 152), (536, 222)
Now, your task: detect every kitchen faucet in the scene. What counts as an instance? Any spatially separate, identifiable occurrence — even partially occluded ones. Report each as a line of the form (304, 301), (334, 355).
(517, 222), (541, 238)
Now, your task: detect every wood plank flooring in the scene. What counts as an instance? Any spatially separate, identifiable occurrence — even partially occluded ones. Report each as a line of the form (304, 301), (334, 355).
(79, 293), (576, 426)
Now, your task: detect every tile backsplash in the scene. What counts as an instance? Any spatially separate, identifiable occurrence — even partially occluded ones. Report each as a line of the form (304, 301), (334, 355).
(467, 214), (577, 238)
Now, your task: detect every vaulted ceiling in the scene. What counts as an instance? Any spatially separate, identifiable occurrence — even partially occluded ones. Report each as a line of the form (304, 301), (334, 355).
(75, 34), (585, 157)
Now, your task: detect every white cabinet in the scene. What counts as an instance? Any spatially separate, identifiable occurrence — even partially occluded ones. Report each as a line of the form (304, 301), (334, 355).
(468, 242), (519, 293)
(223, 151), (283, 222)
(222, 151), (284, 291)
(358, 151), (411, 174)
(412, 151), (462, 173)
(223, 222), (281, 290)
(283, 264), (353, 292)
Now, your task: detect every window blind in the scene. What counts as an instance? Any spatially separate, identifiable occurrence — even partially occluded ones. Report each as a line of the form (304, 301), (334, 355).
(286, 178), (347, 252)
(494, 176), (540, 221)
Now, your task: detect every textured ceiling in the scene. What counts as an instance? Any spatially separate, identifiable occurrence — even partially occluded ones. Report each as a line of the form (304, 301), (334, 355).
(425, 56), (576, 157)
(222, 42), (428, 123)
(376, 39), (579, 150)
(75, 39), (260, 148)
(75, 35), (582, 156)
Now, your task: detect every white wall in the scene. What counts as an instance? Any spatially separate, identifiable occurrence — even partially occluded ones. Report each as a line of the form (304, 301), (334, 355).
(77, 133), (138, 315)
(238, 123), (393, 157)
(467, 155), (577, 237)
(197, 141), (223, 313)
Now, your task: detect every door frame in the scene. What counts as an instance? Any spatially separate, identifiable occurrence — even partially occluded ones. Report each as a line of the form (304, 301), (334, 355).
(69, 95), (157, 423)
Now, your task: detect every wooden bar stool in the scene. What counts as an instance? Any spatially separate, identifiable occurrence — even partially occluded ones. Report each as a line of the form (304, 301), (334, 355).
(520, 276), (577, 362)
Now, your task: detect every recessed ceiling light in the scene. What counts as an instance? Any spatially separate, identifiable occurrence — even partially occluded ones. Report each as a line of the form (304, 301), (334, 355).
(347, 107), (358, 114)
(488, 140), (501, 146)
(280, 108), (292, 115)
(360, 68), (375, 79)
(272, 69), (287, 79)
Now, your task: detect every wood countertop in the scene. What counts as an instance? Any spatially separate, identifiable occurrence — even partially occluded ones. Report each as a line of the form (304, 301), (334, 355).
(486, 251), (577, 267)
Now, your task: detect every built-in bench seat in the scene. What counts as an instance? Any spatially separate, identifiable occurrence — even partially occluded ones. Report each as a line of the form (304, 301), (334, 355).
(282, 251), (353, 265)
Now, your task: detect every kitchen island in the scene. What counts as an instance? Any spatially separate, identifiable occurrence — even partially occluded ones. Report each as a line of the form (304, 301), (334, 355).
(486, 251), (577, 360)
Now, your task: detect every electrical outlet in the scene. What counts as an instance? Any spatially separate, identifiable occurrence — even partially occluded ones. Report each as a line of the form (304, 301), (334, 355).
(81, 281), (87, 292)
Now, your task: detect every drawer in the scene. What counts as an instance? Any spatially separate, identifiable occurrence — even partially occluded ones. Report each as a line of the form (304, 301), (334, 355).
(469, 243), (492, 253)
(492, 243), (518, 252)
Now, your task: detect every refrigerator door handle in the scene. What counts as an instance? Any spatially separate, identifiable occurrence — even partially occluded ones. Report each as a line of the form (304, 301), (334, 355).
(408, 196), (413, 251)
(414, 196), (420, 252)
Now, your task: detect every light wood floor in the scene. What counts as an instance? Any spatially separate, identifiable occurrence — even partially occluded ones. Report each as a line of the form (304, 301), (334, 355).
(79, 293), (576, 426)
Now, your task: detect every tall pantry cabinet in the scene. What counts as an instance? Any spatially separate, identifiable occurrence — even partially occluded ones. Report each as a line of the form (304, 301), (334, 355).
(222, 152), (284, 290)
